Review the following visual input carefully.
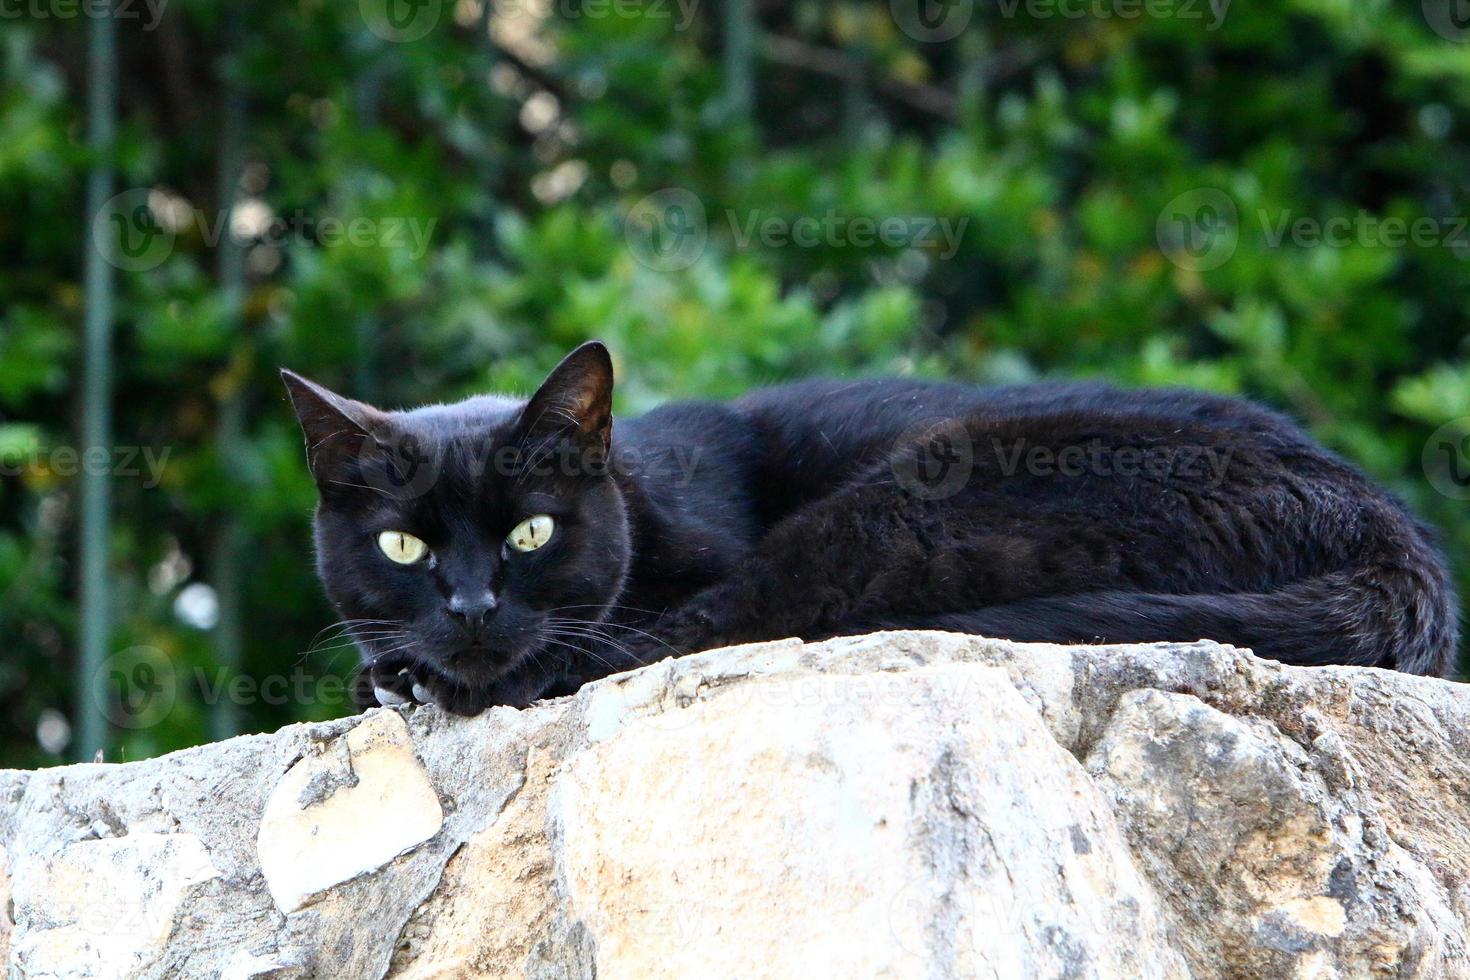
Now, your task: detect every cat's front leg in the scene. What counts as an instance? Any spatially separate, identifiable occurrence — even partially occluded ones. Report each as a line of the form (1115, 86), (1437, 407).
(355, 656), (417, 709)
(603, 563), (808, 665)
(356, 654), (549, 715)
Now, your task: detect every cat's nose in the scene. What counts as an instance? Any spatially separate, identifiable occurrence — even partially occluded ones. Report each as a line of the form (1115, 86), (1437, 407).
(445, 591), (498, 637)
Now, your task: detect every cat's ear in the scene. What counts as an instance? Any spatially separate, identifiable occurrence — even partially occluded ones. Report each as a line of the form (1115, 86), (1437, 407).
(517, 341), (614, 451)
(280, 369), (390, 487)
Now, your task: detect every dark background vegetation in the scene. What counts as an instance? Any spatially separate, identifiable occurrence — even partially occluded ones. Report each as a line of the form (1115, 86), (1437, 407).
(3, 0), (1469, 765)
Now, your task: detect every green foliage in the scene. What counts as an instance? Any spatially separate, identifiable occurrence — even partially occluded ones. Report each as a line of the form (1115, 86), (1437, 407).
(1, 0), (1467, 764)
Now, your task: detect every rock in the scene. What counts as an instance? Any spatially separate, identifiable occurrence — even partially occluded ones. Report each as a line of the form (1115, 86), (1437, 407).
(10, 832), (220, 978)
(0, 844), (12, 968)
(5, 631), (1470, 978)
(257, 710), (443, 913)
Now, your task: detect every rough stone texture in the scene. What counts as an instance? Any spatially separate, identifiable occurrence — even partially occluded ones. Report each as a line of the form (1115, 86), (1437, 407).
(4, 631), (1470, 978)
(257, 710), (443, 913)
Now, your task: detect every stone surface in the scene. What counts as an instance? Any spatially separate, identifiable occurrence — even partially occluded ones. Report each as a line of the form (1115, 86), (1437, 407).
(257, 710), (443, 913)
(4, 631), (1470, 978)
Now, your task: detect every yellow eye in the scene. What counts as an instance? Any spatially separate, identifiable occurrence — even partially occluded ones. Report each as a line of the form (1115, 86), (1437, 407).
(377, 531), (429, 565)
(507, 514), (555, 553)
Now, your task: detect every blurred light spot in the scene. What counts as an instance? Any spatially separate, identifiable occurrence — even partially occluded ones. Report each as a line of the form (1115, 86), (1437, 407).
(520, 91), (560, 134)
(1420, 104), (1452, 140)
(175, 582), (220, 630)
(231, 198), (275, 241)
(897, 249), (930, 284)
(148, 188), (194, 233)
(490, 64), (523, 97)
(610, 160), (638, 189)
(148, 540), (192, 596)
(248, 245), (282, 277)
(37, 709), (70, 755)
(454, 0), (483, 28)
(532, 160), (589, 204)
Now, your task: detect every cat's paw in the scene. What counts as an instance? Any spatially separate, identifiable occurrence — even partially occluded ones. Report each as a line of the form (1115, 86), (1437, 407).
(359, 659), (418, 708)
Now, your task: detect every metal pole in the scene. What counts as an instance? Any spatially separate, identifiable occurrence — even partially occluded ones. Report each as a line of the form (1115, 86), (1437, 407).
(211, 9), (246, 742)
(723, 0), (755, 120)
(352, 52), (382, 400)
(77, 0), (118, 761)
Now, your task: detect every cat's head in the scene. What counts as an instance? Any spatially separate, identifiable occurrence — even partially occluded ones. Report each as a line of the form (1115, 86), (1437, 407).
(281, 341), (630, 704)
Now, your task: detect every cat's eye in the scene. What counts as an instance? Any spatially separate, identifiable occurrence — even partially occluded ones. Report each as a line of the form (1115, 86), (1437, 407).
(378, 531), (429, 565)
(507, 514), (555, 553)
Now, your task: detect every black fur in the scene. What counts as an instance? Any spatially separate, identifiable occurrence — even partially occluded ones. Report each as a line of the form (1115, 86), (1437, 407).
(283, 342), (1459, 715)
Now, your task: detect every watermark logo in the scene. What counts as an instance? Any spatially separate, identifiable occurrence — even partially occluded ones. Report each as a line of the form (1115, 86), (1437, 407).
(1424, 0), (1470, 42)
(728, 210), (967, 260)
(1158, 187), (1470, 269)
(354, 429), (447, 501)
(0, 443), (171, 486)
(891, 418), (976, 500)
(360, 0), (441, 42)
(993, 0), (1229, 29)
(93, 646), (177, 730)
(624, 187), (968, 272)
(1156, 187), (1239, 271)
(1424, 418), (1470, 500)
(93, 188), (176, 272)
(890, 0), (975, 41)
(625, 188), (709, 272)
(0, 0), (167, 29)
(92, 188), (439, 271)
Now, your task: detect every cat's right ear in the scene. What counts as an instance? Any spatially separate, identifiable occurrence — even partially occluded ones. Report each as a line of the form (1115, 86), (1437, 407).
(516, 341), (615, 453)
(279, 369), (388, 489)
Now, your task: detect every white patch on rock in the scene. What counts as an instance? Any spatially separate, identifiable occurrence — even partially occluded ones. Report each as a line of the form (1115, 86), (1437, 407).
(10, 832), (220, 979)
(0, 843), (11, 967)
(257, 709), (443, 913)
(554, 663), (1185, 979)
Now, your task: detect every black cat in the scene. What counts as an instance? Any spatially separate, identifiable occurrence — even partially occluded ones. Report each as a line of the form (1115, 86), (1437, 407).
(283, 341), (1459, 715)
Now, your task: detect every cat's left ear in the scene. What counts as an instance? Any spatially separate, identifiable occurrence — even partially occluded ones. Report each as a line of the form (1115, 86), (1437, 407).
(517, 341), (614, 452)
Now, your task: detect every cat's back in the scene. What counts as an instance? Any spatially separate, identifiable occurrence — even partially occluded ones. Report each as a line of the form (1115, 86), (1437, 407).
(734, 375), (1315, 460)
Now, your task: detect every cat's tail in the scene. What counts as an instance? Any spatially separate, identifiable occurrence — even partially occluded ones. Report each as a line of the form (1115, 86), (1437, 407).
(856, 566), (1459, 678)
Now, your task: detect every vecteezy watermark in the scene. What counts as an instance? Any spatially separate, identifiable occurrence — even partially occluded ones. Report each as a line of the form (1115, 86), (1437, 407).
(727, 211), (968, 260)
(339, 429), (708, 501)
(1155, 188), (1240, 272)
(994, 0), (1229, 28)
(1257, 210), (1470, 253)
(890, 0), (1227, 40)
(1423, 0), (1470, 42)
(624, 188), (708, 273)
(1423, 418), (1470, 500)
(0, 444), (171, 487)
(890, 0), (975, 41)
(891, 418), (976, 501)
(623, 188), (968, 273)
(92, 187), (439, 273)
(94, 647), (178, 730)
(359, 0), (442, 42)
(891, 422), (1236, 500)
(93, 647), (360, 729)
(0, 0), (166, 29)
(1157, 188), (1470, 270)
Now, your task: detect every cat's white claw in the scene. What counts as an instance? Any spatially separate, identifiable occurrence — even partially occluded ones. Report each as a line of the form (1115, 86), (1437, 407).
(374, 684), (410, 707)
(411, 682), (435, 705)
